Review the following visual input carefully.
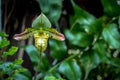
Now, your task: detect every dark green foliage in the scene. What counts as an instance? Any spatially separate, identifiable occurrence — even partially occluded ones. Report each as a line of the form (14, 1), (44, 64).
(65, 30), (93, 47)
(0, 33), (32, 80)
(49, 39), (67, 60)
(1, 0), (120, 80)
(58, 60), (82, 80)
(101, 0), (120, 17)
(25, 0), (120, 80)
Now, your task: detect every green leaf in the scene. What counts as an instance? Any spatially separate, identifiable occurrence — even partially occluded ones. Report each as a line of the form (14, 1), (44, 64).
(58, 60), (82, 80)
(13, 74), (29, 80)
(38, 0), (62, 24)
(49, 39), (67, 60)
(65, 29), (93, 47)
(32, 13), (51, 28)
(25, 45), (50, 71)
(71, 19), (102, 35)
(25, 45), (39, 69)
(2, 46), (18, 58)
(6, 77), (13, 80)
(0, 32), (8, 37)
(8, 46), (18, 55)
(44, 76), (64, 80)
(70, 0), (96, 26)
(0, 62), (31, 79)
(0, 62), (13, 75)
(70, 0), (103, 34)
(44, 76), (56, 80)
(13, 58), (23, 65)
(118, 16), (120, 28)
(101, 0), (120, 17)
(102, 23), (120, 49)
(80, 51), (100, 80)
(92, 40), (110, 63)
(45, 71), (62, 79)
(13, 71), (32, 80)
(88, 19), (102, 34)
(110, 58), (120, 67)
(13, 67), (32, 80)
(0, 38), (10, 48)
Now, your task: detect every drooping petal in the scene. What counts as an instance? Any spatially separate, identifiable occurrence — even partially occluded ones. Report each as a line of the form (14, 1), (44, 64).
(45, 28), (65, 41)
(13, 28), (37, 40)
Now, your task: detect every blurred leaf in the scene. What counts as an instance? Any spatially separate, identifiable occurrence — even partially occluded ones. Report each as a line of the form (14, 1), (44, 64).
(0, 62), (31, 80)
(25, 45), (50, 71)
(71, 19), (102, 35)
(38, 0), (62, 24)
(0, 32), (8, 37)
(0, 62), (13, 75)
(70, 0), (96, 26)
(13, 69), (32, 80)
(0, 61), (3, 64)
(44, 76), (56, 80)
(13, 74), (29, 80)
(25, 45), (39, 69)
(40, 53), (50, 71)
(8, 46), (18, 55)
(70, 0), (102, 34)
(6, 77), (13, 80)
(45, 71), (62, 79)
(2, 46), (18, 58)
(49, 39), (67, 60)
(15, 68), (26, 73)
(58, 60), (82, 80)
(93, 40), (110, 63)
(13, 67), (32, 80)
(80, 51), (100, 80)
(32, 13), (51, 28)
(101, 0), (120, 17)
(118, 16), (120, 28)
(109, 58), (120, 67)
(102, 23), (120, 49)
(0, 38), (10, 48)
(65, 29), (93, 47)
(44, 76), (64, 80)
(13, 58), (23, 65)
(88, 19), (102, 34)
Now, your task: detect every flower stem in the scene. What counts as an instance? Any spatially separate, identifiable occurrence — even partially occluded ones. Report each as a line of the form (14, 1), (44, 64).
(34, 51), (42, 80)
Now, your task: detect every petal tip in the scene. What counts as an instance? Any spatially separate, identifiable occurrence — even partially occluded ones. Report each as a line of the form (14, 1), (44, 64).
(59, 33), (65, 41)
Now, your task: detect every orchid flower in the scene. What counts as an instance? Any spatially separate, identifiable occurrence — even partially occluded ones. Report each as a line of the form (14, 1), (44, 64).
(13, 13), (65, 52)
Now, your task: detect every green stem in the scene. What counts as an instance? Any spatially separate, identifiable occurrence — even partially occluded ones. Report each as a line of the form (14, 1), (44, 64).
(34, 51), (42, 80)
(48, 52), (82, 73)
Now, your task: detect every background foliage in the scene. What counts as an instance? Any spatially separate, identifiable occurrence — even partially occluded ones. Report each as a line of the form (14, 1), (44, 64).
(0, 0), (120, 80)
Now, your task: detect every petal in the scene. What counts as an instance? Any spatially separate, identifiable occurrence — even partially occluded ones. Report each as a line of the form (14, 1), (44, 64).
(13, 28), (37, 40)
(45, 28), (65, 41)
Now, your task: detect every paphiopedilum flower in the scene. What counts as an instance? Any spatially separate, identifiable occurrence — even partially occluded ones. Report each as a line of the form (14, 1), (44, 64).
(13, 13), (65, 52)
